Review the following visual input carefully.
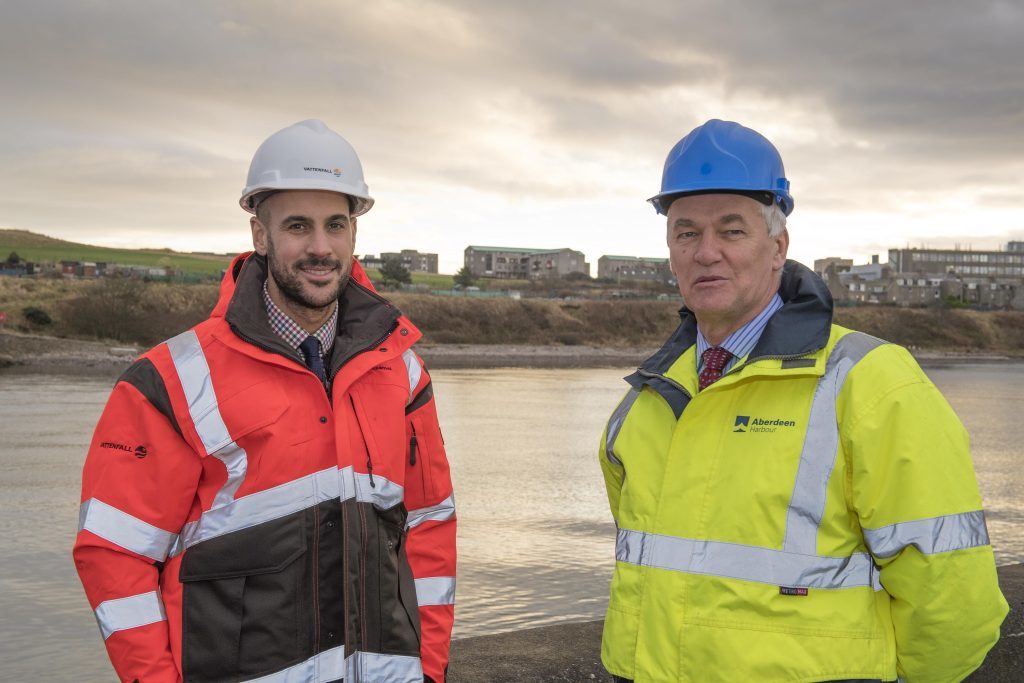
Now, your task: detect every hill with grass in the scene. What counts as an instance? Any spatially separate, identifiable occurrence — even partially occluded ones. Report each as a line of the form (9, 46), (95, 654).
(0, 229), (235, 276)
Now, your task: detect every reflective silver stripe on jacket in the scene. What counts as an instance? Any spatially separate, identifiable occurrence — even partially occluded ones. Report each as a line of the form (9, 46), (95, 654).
(402, 349), (422, 404)
(415, 576), (456, 606)
(170, 466), (405, 556)
(863, 510), (990, 559)
(242, 644), (346, 683)
(406, 494), (456, 530)
(79, 498), (178, 562)
(605, 388), (640, 466)
(94, 590), (166, 640)
(354, 470), (405, 510)
(616, 527), (881, 591)
(345, 651), (423, 683)
(782, 332), (885, 554)
(167, 330), (247, 508)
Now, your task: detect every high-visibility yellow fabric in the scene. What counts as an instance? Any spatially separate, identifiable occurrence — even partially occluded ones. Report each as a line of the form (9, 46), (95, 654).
(600, 269), (1007, 683)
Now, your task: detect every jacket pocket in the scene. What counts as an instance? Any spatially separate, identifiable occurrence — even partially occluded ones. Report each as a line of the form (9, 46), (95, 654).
(179, 512), (310, 682)
(406, 409), (450, 504)
(363, 505), (421, 656)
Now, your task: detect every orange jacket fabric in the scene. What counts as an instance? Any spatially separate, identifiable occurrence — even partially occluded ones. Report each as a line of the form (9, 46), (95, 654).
(74, 253), (456, 682)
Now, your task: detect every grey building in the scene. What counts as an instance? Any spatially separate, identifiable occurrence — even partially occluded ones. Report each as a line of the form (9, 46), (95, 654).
(464, 246), (589, 279)
(359, 250), (439, 273)
(597, 255), (675, 286)
(888, 244), (1024, 278)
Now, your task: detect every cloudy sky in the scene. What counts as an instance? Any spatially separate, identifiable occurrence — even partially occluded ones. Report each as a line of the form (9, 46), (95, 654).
(2, 1), (1022, 274)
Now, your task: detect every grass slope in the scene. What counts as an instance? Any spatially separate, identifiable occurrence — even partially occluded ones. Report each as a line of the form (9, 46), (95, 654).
(0, 229), (233, 276)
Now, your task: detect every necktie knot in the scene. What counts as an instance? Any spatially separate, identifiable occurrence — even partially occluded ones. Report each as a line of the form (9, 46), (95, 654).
(699, 346), (733, 391)
(299, 336), (327, 382)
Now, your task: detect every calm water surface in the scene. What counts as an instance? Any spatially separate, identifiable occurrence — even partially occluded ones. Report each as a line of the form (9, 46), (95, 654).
(1, 364), (1021, 679)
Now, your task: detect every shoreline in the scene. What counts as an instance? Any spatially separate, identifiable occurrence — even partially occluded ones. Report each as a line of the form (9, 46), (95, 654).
(1, 330), (1020, 376)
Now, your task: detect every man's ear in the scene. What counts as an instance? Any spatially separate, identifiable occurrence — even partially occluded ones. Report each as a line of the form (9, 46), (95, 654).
(772, 228), (790, 271)
(251, 216), (268, 256)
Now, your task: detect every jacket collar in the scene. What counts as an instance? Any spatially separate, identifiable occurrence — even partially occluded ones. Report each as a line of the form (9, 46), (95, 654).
(215, 253), (404, 374)
(639, 260), (833, 376)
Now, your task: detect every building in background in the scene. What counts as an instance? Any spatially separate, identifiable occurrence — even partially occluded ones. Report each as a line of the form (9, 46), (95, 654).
(359, 249), (438, 273)
(813, 257), (853, 279)
(820, 244), (1024, 309)
(597, 255), (675, 286)
(888, 245), (1024, 278)
(464, 246), (589, 279)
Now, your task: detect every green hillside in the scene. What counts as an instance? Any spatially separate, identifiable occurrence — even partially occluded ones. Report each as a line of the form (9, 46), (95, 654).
(0, 229), (234, 276)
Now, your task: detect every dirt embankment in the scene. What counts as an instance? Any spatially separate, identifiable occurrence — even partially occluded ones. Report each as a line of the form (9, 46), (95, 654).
(3, 277), (1024, 374)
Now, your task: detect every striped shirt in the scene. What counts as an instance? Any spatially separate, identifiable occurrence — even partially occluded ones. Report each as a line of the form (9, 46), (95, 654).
(262, 280), (338, 365)
(696, 293), (783, 376)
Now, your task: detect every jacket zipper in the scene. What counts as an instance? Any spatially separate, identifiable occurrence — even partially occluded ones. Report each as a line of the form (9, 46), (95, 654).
(409, 426), (418, 466)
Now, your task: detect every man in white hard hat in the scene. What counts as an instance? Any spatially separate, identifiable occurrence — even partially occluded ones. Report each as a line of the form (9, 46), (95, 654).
(75, 119), (457, 682)
(599, 120), (1006, 682)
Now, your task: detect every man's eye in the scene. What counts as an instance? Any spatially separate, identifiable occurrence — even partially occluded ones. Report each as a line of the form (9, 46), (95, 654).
(329, 222), (347, 231)
(288, 223), (306, 231)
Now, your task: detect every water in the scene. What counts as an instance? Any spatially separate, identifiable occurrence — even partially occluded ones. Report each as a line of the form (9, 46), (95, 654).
(1, 364), (1021, 679)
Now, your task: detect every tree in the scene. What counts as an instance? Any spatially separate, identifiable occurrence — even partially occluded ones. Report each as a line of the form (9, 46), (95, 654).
(379, 256), (412, 288)
(6, 251), (22, 266)
(454, 266), (476, 289)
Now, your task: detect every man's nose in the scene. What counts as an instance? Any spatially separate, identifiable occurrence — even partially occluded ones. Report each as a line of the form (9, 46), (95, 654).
(693, 233), (721, 265)
(306, 227), (332, 256)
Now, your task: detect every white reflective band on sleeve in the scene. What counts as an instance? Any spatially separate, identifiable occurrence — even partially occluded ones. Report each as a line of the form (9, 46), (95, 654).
(345, 651), (423, 683)
(170, 466), (406, 556)
(94, 590), (166, 640)
(167, 330), (247, 508)
(605, 388), (640, 467)
(616, 527), (881, 591)
(242, 645), (346, 683)
(79, 498), (178, 562)
(863, 510), (990, 559)
(415, 576), (456, 606)
(782, 332), (885, 554)
(406, 494), (456, 530)
(402, 349), (422, 404)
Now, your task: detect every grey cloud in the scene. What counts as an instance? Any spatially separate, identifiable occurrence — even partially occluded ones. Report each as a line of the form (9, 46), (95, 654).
(1, 0), (1022, 249)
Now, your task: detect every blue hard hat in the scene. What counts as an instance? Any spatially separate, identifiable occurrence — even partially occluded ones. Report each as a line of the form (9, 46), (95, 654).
(648, 119), (794, 216)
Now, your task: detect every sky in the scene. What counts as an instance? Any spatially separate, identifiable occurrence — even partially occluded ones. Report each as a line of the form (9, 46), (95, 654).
(2, 1), (1023, 275)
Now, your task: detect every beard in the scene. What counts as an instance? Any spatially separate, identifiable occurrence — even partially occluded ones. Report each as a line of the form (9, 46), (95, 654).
(266, 245), (351, 313)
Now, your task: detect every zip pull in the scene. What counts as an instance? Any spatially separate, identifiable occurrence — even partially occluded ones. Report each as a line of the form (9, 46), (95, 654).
(367, 457), (376, 488)
(409, 428), (418, 466)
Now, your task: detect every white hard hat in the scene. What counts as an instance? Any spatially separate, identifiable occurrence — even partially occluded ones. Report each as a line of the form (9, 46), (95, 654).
(240, 119), (375, 216)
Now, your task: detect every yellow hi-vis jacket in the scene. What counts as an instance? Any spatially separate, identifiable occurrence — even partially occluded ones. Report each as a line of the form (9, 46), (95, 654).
(599, 262), (1008, 683)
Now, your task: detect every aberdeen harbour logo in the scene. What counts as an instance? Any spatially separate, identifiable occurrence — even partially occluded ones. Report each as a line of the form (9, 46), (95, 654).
(734, 415), (796, 433)
(100, 441), (149, 458)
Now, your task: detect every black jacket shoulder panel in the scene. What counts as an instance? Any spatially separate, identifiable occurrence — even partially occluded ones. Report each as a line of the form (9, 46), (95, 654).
(118, 358), (183, 437)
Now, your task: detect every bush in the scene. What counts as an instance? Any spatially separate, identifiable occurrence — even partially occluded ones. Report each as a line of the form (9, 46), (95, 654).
(22, 306), (52, 326)
(61, 278), (218, 345)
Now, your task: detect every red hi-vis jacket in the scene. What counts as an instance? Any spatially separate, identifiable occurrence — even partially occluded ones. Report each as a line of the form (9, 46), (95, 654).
(74, 253), (456, 683)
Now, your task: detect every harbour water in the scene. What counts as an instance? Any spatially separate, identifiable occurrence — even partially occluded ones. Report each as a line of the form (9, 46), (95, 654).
(1, 363), (1021, 679)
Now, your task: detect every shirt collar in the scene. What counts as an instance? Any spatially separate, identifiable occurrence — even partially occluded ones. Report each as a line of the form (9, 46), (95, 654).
(696, 292), (784, 362)
(262, 279), (338, 358)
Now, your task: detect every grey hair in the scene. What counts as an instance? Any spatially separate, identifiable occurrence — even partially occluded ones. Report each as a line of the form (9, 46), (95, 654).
(760, 202), (787, 239)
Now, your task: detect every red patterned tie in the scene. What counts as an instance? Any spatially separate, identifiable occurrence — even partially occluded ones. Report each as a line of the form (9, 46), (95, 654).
(699, 346), (734, 391)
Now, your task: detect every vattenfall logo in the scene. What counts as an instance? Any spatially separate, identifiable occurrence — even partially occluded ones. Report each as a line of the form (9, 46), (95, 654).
(734, 415), (796, 433)
(304, 166), (343, 177)
(100, 442), (149, 458)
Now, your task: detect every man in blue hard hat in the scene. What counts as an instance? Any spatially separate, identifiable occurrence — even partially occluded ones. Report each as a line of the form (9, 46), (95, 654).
(598, 120), (1006, 682)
